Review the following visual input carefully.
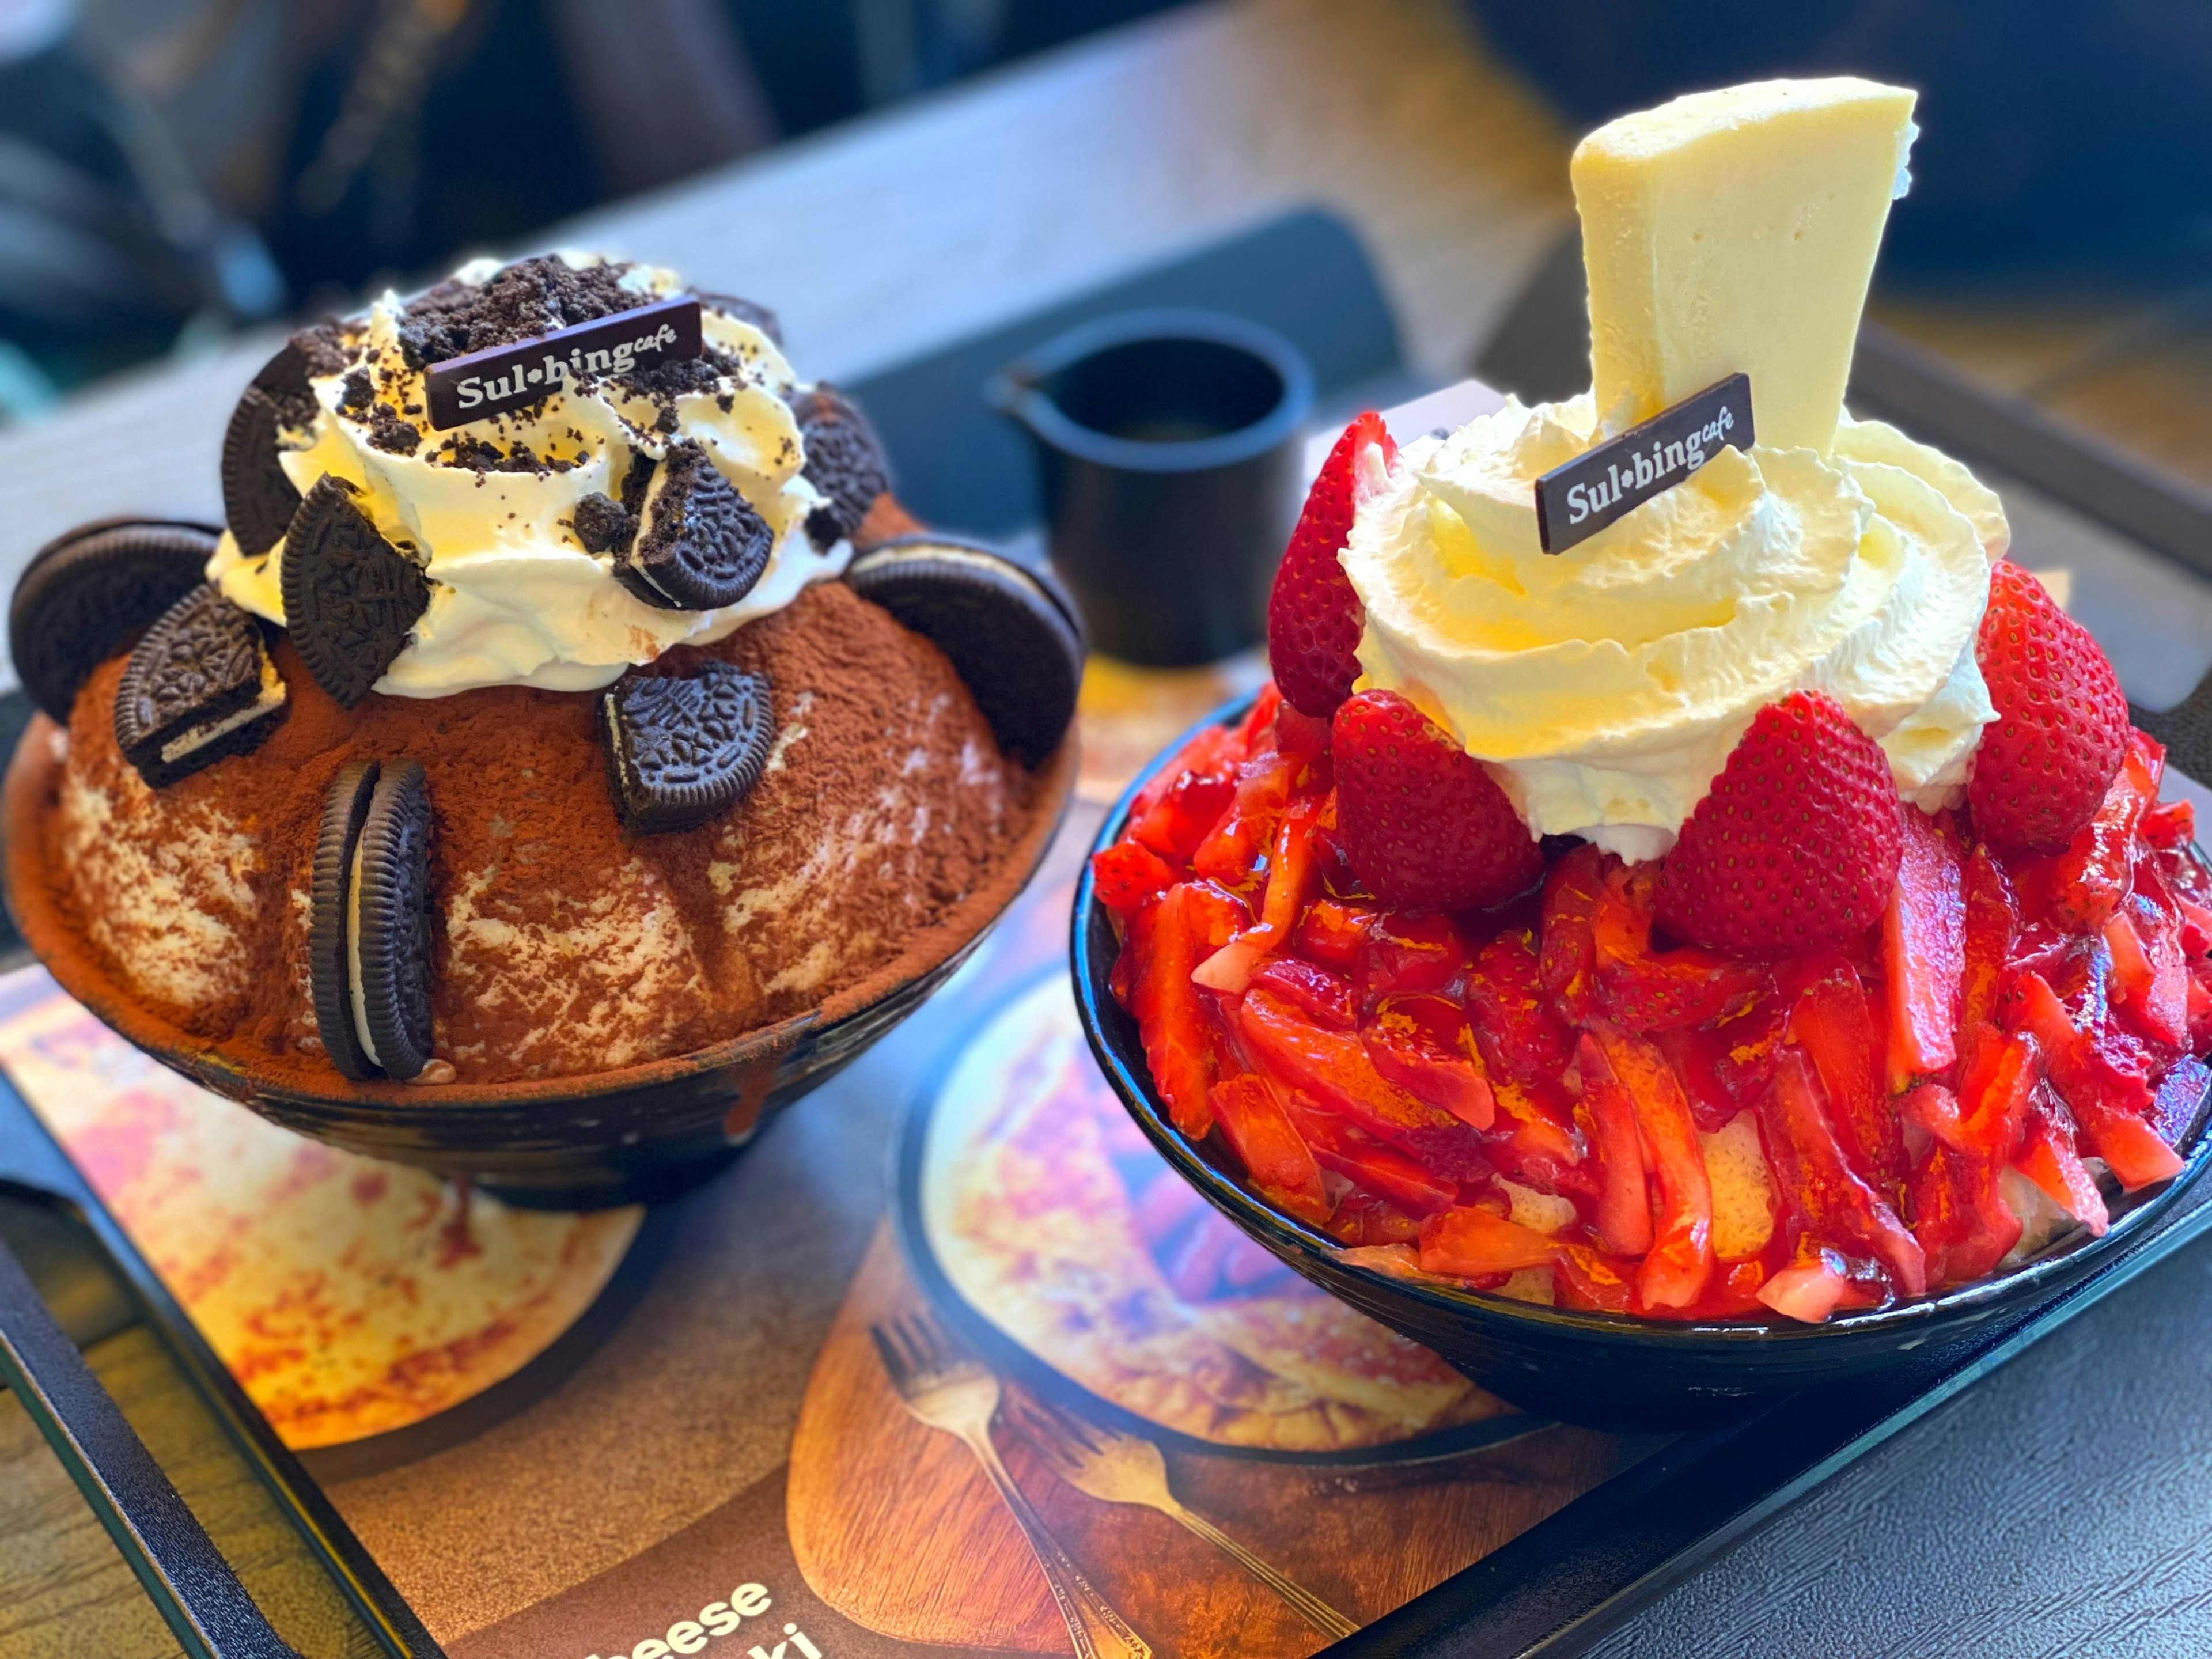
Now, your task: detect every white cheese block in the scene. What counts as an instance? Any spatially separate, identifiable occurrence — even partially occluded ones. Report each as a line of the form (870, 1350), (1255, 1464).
(1572, 77), (1919, 456)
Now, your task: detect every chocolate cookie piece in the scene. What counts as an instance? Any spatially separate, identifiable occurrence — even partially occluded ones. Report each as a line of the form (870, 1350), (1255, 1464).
(11, 518), (219, 723)
(310, 760), (381, 1081)
(354, 761), (437, 1081)
(844, 537), (1081, 767)
(791, 385), (889, 549)
(571, 491), (637, 556)
(308, 759), (437, 1081)
(614, 441), (772, 611)
(112, 583), (289, 788)
(601, 660), (774, 834)
(221, 327), (342, 557)
(281, 475), (430, 707)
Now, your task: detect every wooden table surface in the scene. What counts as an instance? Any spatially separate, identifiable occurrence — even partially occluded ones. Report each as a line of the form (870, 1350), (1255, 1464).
(6, 2), (2212, 1654)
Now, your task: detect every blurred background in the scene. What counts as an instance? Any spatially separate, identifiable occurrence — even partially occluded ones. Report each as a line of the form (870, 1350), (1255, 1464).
(5, 0), (2211, 586)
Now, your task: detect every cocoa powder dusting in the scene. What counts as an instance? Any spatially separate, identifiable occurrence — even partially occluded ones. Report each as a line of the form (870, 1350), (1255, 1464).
(43, 582), (1036, 1089)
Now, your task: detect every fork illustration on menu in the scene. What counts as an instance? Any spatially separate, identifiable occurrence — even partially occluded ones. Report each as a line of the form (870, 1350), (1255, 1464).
(1006, 1392), (1361, 1641)
(872, 1315), (1152, 1659)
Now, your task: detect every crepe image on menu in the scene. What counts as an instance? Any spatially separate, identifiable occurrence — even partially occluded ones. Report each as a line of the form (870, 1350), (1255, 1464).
(923, 975), (1506, 1453)
(0, 967), (639, 1448)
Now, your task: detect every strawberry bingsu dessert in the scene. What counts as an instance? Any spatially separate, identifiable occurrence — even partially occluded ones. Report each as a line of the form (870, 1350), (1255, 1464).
(1093, 80), (2211, 1324)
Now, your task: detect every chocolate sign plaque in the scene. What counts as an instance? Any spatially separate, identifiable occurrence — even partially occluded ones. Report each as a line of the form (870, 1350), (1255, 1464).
(1534, 373), (1755, 554)
(423, 296), (704, 430)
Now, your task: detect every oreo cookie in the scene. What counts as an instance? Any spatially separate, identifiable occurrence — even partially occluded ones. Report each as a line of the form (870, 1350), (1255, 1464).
(221, 327), (340, 558)
(112, 584), (289, 788)
(601, 660), (774, 834)
(844, 536), (1082, 767)
(613, 441), (772, 611)
(791, 385), (889, 549)
(281, 474), (430, 707)
(309, 759), (437, 1082)
(12, 518), (220, 724)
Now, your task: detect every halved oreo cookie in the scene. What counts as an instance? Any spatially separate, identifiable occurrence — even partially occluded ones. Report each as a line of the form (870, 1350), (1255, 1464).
(844, 536), (1082, 767)
(222, 327), (339, 558)
(309, 759), (437, 1082)
(791, 385), (889, 549)
(281, 474), (430, 707)
(112, 584), (289, 788)
(310, 760), (381, 1081)
(613, 441), (772, 611)
(601, 661), (774, 834)
(12, 518), (220, 724)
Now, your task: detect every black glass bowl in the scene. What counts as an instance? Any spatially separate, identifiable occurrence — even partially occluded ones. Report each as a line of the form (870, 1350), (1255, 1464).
(5, 720), (1075, 1210)
(1072, 696), (2212, 1428)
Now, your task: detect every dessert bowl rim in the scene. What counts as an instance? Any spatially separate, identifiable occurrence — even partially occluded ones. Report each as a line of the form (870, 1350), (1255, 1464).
(3, 711), (1077, 1113)
(1071, 691), (2212, 1350)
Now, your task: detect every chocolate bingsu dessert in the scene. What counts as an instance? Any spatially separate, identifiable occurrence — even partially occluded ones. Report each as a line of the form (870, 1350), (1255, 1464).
(8, 253), (1078, 1090)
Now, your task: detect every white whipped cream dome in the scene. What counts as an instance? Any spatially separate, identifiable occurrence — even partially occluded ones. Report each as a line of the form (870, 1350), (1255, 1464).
(207, 253), (845, 698)
(1342, 394), (2008, 861)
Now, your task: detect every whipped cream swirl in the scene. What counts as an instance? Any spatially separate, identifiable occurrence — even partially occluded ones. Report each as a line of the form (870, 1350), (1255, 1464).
(1342, 393), (2007, 861)
(208, 254), (844, 698)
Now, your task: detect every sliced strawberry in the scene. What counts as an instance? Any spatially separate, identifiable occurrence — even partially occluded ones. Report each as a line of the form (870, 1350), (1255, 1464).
(1762, 1047), (1927, 1296)
(1968, 559), (2130, 853)
(1958, 842), (2019, 1040)
(1465, 925), (1575, 1086)
(2008, 730), (2161, 932)
(1291, 897), (1370, 972)
(1189, 745), (1298, 884)
(1418, 1206), (1557, 1278)
(1362, 997), (1495, 1129)
(1900, 1081), (1968, 1153)
(1194, 793), (1323, 991)
(2142, 797), (2195, 851)
(2013, 1093), (2109, 1236)
(2003, 968), (2183, 1189)
(1324, 1190), (1426, 1246)
(1957, 1028), (2042, 1164)
(1910, 1142), (2023, 1287)
(1585, 1022), (1715, 1310)
(1248, 957), (1358, 1031)
(1090, 839), (1178, 915)
(1786, 957), (1903, 1190)
(1267, 412), (1395, 718)
(1573, 1032), (1655, 1257)
(1236, 987), (1489, 1179)
(1540, 844), (1607, 1021)
(1129, 721), (1241, 824)
(1657, 690), (1903, 957)
(1554, 1243), (1637, 1313)
(1127, 882), (1245, 1138)
(2106, 895), (2188, 1049)
(1331, 690), (1543, 912)
(1593, 865), (1767, 1031)
(1238, 680), (1285, 752)
(1487, 1077), (1591, 1195)
(1207, 1074), (1331, 1226)
(1282, 1094), (1459, 1218)
(1358, 910), (1470, 1001)
(1884, 808), (1966, 1091)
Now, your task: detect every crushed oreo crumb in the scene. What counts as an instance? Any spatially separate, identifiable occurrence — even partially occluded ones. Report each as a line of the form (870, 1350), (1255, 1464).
(366, 402), (422, 455)
(396, 255), (646, 370)
(573, 492), (637, 554)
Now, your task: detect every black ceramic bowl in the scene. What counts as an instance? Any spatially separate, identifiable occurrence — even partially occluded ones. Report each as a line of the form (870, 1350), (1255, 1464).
(5, 713), (1075, 1213)
(1073, 695), (2212, 1428)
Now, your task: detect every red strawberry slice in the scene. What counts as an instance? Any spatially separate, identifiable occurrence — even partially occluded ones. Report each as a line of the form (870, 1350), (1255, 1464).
(1331, 689), (1542, 911)
(1656, 690), (1903, 957)
(1968, 559), (2130, 852)
(1267, 412), (1395, 717)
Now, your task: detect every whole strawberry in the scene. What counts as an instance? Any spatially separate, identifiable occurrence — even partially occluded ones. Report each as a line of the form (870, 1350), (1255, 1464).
(1267, 412), (1395, 717)
(1332, 690), (1541, 910)
(1968, 559), (2128, 852)
(1657, 690), (1902, 956)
